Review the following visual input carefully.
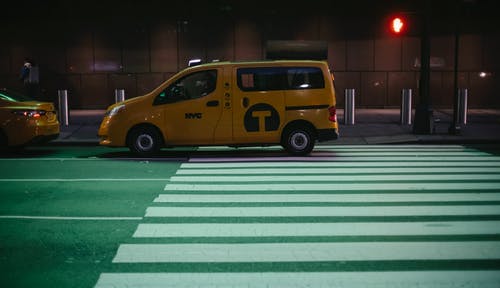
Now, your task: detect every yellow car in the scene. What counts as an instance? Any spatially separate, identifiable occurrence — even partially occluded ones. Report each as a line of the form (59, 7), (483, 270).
(0, 88), (60, 147)
(99, 60), (339, 156)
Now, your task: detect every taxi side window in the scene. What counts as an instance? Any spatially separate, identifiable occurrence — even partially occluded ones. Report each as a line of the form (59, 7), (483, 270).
(237, 67), (324, 91)
(154, 70), (217, 105)
(287, 67), (324, 89)
(238, 67), (285, 91)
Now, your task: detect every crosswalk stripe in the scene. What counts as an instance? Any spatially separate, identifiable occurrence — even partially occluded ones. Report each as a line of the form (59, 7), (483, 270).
(181, 160), (500, 168)
(176, 167), (500, 174)
(188, 156), (500, 162)
(94, 271), (500, 288)
(132, 221), (500, 237)
(145, 205), (500, 217)
(195, 149), (490, 157)
(169, 174), (500, 182)
(195, 144), (480, 151)
(164, 182), (500, 191)
(154, 193), (500, 203)
(112, 241), (500, 263)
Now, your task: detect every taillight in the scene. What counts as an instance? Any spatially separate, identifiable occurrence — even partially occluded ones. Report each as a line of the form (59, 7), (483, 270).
(12, 110), (46, 118)
(328, 106), (337, 122)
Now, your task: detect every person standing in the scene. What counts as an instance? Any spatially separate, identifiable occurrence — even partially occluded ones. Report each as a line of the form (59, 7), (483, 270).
(19, 57), (40, 99)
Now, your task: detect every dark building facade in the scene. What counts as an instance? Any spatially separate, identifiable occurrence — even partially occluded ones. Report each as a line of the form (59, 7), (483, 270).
(1, 0), (499, 109)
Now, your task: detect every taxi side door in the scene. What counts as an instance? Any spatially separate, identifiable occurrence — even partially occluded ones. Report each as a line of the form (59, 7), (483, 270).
(153, 69), (223, 145)
(231, 66), (286, 144)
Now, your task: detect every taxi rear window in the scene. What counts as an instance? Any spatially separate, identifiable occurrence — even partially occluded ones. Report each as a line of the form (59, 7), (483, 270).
(237, 67), (324, 92)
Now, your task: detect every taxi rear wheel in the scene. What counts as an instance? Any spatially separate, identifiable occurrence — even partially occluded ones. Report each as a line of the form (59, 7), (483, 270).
(127, 126), (163, 156)
(282, 125), (315, 156)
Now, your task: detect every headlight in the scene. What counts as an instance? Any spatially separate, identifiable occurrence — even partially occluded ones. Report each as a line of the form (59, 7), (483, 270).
(105, 104), (125, 117)
(12, 110), (46, 118)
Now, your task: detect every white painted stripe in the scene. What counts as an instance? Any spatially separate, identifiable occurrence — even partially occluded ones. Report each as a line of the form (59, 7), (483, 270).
(184, 159), (500, 166)
(0, 158), (107, 161)
(176, 167), (500, 174)
(95, 271), (500, 288)
(199, 144), (468, 149)
(145, 205), (500, 217)
(0, 215), (142, 220)
(133, 221), (500, 238)
(196, 144), (472, 151)
(0, 157), (186, 162)
(169, 174), (500, 182)
(154, 193), (500, 203)
(318, 145), (473, 150)
(164, 182), (500, 191)
(0, 178), (170, 182)
(112, 241), (500, 263)
(315, 151), (490, 156)
(189, 156), (500, 163)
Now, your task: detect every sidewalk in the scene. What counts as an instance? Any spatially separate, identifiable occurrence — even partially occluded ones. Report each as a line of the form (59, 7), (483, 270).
(53, 108), (500, 145)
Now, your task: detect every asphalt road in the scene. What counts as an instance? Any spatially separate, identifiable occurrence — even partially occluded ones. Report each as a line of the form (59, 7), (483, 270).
(1, 144), (500, 288)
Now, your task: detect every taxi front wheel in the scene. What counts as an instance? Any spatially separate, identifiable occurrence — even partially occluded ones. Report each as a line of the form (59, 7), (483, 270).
(128, 126), (162, 156)
(282, 126), (315, 156)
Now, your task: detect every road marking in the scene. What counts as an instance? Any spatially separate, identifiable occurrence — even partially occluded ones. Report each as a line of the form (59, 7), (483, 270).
(0, 178), (170, 182)
(95, 271), (500, 288)
(0, 158), (108, 161)
(0, 215), (142, 220)
(169, 174), (500, 182)
(193, 149), (490, 156)
(198, 144), (471, 149)
(188, 156), (500, 162)
(181, 160), (500, 168)
(145, 205), (500, 217)
(154, 193), (500, 203)
(164, 182), (500, 191)
(176, 167), (500, 174)
(112, 241), (500, 263)
(96, 145), (500, 288)
(133, 221), (500, 237)
(195, 145), (477, 151)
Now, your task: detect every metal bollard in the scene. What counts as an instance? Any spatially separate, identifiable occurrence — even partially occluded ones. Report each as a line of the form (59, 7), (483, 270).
(58, 89), (69, 126)
(115, 89), (125, 103)
(400, 88), (412, 125)
(457, 88), (468, 125)
(344, 88), (355, 125)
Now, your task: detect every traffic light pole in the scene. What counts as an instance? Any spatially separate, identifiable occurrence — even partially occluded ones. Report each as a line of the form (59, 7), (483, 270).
(449, 1), (462, 135)
(413, 0), (434, 135)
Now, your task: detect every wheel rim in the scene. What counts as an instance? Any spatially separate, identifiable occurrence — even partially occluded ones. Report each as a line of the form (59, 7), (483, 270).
(136, 134), (154, 151)
(290, 132), (308, 150)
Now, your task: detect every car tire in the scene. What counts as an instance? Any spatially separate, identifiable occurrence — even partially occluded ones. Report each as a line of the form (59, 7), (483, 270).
(282, 125), (315, 156)
(127, 126), (162, 156)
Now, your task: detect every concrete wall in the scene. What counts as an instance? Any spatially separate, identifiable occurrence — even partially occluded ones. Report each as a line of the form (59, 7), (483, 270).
(0, 0), (498, 109)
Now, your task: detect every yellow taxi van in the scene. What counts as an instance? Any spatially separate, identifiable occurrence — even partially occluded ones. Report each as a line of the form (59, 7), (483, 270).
(0, 88), (60, 148)
(98, 60), (338, 155)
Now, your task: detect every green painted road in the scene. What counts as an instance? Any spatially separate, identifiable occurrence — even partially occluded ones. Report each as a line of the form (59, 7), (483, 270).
(1, 145), (500, 287)
(0, 146), (182, 288)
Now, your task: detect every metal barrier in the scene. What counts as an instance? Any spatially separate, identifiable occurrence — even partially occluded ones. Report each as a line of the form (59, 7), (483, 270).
(457, 88), (468, 125)
(58, 89), (69, 126)
(344, 88), (355, 125)
(400, 88), (412, 125)
(115, 89), (125, 103)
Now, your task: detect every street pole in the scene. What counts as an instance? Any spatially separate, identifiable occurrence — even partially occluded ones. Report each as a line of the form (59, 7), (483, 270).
(449, 0), (462, 135)
(413, 0), (434, 134)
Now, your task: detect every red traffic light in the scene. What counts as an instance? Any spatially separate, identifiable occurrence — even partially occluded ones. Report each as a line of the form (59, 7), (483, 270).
(390, 17), (405, 34)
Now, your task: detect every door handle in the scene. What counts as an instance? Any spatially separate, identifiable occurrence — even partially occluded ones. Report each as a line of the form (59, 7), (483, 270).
(242, 97), (249, 108)
(206, 100), (219, 107)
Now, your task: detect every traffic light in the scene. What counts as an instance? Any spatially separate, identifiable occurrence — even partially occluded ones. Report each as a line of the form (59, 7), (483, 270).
(390, 16), (405, 34)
